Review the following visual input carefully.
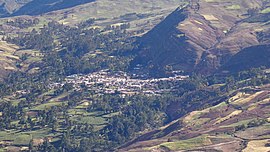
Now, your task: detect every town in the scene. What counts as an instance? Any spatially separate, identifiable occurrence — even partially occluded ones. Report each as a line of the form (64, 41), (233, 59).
(51, 70), (189, 96)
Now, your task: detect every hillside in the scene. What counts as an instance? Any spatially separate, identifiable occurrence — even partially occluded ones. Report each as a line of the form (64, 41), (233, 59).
(0, 40), (41, 80)
(0, 0), (95, 17)
(0, 41), (19, 79)
(0, 0), (184, 33)
(0, 0), (184, 79)
(11, 0), (96, 16)
(132, 0), (270, 74)
(119, 84), (270, 152)
(0, 0), (32, 16)
(0, 39), (43, 80)
(221, 44), (270, 72)
(0, 0), (269, 152)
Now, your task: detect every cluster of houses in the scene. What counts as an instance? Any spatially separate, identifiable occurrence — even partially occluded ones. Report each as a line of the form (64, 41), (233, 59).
(52, 70), (189, 96)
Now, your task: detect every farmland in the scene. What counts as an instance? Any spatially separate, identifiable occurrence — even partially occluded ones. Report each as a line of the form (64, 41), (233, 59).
(0, 0), (270, 151)
(120, 84), (270, 151)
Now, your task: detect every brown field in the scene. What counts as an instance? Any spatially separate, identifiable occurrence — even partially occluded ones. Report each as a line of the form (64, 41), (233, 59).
(120, 85), (270, 152)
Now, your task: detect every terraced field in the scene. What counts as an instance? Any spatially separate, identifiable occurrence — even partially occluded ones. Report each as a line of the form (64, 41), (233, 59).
(120, 85), (270, 151)
(0, 41), (19, 79)
(0, 40), (43, 79)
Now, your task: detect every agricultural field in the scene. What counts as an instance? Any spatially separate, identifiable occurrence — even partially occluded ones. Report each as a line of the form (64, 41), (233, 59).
(0, 41), (20, 79)
(0, 40), (43, 78)
(0, 0), (186, 37)
(120, 84), (270, 152)
(0, 0), (270, 151)
(0, 87), (116, 150)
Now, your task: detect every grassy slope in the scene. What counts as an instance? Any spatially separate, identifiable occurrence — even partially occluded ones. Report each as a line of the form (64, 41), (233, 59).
(0, 41), (19, 79)
(0, 40), (43, 79)
(42, 0), (183, 24)
(120, 85), (270, 151)
(0, 0), (184, 35)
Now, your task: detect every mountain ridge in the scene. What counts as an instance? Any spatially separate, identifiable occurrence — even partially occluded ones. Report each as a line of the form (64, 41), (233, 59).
(0, 0), (269, 151)
(0, 0), (96, 17)
(131, 0), (270, 75)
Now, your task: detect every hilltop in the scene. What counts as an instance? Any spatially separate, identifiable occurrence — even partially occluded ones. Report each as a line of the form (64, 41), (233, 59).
(132, 0), (270, 74)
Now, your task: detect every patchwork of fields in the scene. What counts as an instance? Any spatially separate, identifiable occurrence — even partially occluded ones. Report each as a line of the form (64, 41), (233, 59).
(120, 85), (270, 151)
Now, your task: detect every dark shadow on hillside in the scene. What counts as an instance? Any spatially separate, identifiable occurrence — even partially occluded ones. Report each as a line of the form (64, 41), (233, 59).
(221, 44), (270, 73)
(11, 0), (95, 16)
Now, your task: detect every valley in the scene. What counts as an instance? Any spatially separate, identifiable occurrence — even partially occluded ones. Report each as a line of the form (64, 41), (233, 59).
(0, 0), (269, 151)
(51, 70), (189, 96)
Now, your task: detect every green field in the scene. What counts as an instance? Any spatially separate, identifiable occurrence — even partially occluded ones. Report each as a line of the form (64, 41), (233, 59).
(158, 135), (212, 150)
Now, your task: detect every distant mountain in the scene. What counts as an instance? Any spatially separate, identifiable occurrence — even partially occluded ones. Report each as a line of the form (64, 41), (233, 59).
(0, 4), (9, 16)
(12, 0), (95, 16)
(132, 0), (270, 74)
(0, 0), (32, 16)
(0, 0), (95, 17)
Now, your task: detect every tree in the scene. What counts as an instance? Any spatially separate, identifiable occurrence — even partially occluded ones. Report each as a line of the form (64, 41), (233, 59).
(29, 139), (34, 152)
(60, 132), (71, 152)
(38, 138), (56, 152)
(79, 138), (92, 152)
(247, 8), (259, 16)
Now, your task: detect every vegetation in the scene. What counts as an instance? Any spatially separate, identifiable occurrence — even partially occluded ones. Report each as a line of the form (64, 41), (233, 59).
(0, 0), (269, 151)
(6, 18), (40, 29)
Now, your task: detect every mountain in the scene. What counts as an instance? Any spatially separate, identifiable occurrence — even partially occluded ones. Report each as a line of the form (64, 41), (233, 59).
(0, 0), (95, 17)
(0, 0), (269, 152)
(119, 84), (270, 152)
(0, 0), (32, 12)
(0, 0), (33, 16)
(0, 0), (184, 31)
(11, 0), (95, 16)
(132, 0), (270, 74)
